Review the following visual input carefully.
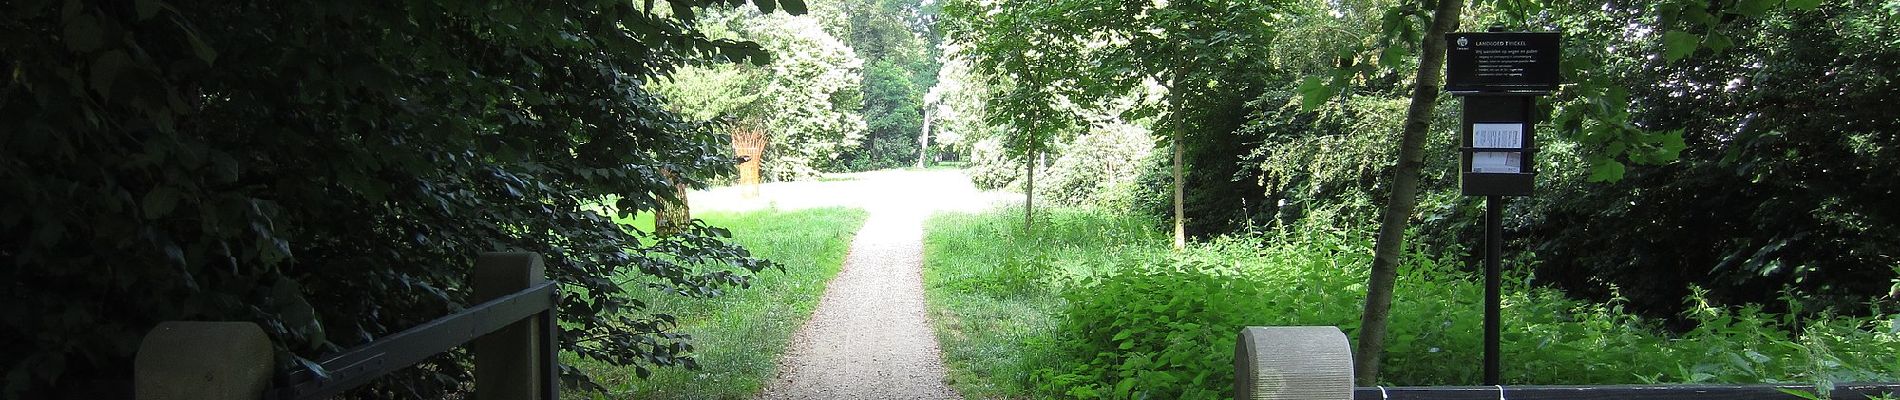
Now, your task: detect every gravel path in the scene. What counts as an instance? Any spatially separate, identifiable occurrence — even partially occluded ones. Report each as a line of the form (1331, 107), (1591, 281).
(741, 170), (1004, 400)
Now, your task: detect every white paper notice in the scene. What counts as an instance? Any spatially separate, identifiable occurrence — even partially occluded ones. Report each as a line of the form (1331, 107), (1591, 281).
(1471, 123), (1523, 173)
(1472, 123), (1523, 148)
(1472, 151), (1521, 173)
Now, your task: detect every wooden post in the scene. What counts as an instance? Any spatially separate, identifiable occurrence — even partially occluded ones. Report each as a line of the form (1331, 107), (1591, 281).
(135, 321), (275, 400)
(473, 252), (548, 400)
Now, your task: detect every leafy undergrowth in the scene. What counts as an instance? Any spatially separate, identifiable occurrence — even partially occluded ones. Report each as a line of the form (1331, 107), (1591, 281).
(566, 207), (867, 400)
(923, 206), (1900, 399)
(922, 206), (1168, 398)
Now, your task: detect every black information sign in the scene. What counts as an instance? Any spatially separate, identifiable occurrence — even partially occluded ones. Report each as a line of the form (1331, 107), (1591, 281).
(1459, 95), (1536, 197)
(1443, 30), (1561, 387)
(1445, 32), (1561, 92)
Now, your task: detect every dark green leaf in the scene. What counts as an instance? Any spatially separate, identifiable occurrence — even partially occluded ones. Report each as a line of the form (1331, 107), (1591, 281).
(1295, 75), (1335, 111)
(88, 50), (130, 100)
(1588, 159), (1626, 182)
(669, 1), (695, 23)
(1652, 129), (1687, 163)
(1377, 45), (1407, 69)
(179, 22), (217, 64)
(1703, 32), (1733, 54)
(1662, 30), (1699, 63)
(1785, 0), (1823, 10)
(142, 186), (179, 219)
(1731, 0), (1777, 16)
(135, 0), (160, 20)
(780, 0), (807, 14)
(63, 13), (104, 53)
(272, 277), (326, 349)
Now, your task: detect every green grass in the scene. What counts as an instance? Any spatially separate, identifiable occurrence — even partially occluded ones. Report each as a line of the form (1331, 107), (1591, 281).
(921, 206), (1167, 398)
(923, 206), (1900, 398)
(567, 207), (867, 400)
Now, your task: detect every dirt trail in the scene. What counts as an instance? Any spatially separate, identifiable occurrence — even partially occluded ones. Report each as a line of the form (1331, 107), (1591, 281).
(736, 170), (1003, 400)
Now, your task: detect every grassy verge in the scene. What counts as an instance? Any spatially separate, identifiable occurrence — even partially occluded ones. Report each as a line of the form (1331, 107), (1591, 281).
(921, 206), (1167, 398)
(923, 206), (1900, 399)
(567, 207), (866, 400)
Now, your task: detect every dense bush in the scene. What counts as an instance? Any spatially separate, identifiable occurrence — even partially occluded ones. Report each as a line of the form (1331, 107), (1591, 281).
(1240, 88), (1461, 229)
(1033, 263), (1271, 400)
(921, 206), (1170, 398)
(1520, 0), (1900, 318)
(965, 137), (1019, 190)
(647, 9), (870, 182)
(1035, 121), (1155, 208)
(963, 124), (1155, 209)
(1024, 218), (1900, 397)
(0, 1), (796, 398)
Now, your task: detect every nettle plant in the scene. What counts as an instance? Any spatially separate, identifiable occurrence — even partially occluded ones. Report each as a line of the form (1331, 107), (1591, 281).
(1, 0), (808, 398)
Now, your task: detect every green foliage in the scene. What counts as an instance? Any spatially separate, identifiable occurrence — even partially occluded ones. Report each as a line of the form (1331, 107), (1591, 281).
(649, 8), (870, 180)
(1525, 0), (1900, 317)
(927, 54), (994, 158)
(1288, 0), (1835, 184)
(1035, 263), (1270, 400)
(922, 206), (1167, 398)
(0, 0), (804, 398)
(847, 59), (926, 170)
(960, 108), (1156, 209)
(1242, 0), (1900, 319)
(820, 0), (942, 171)
(1034, 122), (1158, 208)
(944, 0), (1294, 237)
(1242, 85), (1460, 228)
(570, 207), (866, 400)
(927, 207), (1900, 397)
(963, 137), (1018, 190)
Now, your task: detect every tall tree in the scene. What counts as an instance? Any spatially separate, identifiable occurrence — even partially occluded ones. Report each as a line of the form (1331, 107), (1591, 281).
(1353, 0), (1462, 385)
(0, 0), (805, 397)
(944, 0), (1291, 244)
(855, 60), (925, 169)
(649, 9), (869, 180)
(825, 0), (943, 171)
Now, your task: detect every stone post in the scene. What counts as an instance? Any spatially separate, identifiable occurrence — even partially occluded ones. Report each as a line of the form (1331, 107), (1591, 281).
(1233, 326), (1353, 400)
(135, 321), (274, 400)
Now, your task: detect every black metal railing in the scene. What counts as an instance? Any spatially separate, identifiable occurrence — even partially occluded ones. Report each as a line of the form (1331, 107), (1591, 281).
(1353, 383), (1900, 399)
(1233, 326), (1900, 400)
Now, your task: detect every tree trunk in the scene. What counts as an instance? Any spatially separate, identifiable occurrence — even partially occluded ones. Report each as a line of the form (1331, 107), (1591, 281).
(1024, 148), (1037, 232)
(1170, 79), (1187, 250)
(654, 167), (692, 236)
(918, 107), (931, 169)
(1354, 0), (1463, 385)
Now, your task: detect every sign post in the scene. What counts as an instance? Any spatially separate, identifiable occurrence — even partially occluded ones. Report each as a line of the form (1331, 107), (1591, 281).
(1444, 29), (1560, 386)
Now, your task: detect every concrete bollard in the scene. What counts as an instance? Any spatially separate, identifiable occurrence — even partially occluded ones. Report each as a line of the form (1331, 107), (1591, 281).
(472, 252), (547, 400)
(1233, 326), (1354, 400)
(135, 321), (275, 400)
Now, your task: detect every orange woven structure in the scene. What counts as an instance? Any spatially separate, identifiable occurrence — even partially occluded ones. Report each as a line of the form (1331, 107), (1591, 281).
(731, 126), (767, 199)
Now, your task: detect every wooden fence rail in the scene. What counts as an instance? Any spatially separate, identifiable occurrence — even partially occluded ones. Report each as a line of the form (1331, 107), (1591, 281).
(134, 252), (560, 400)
